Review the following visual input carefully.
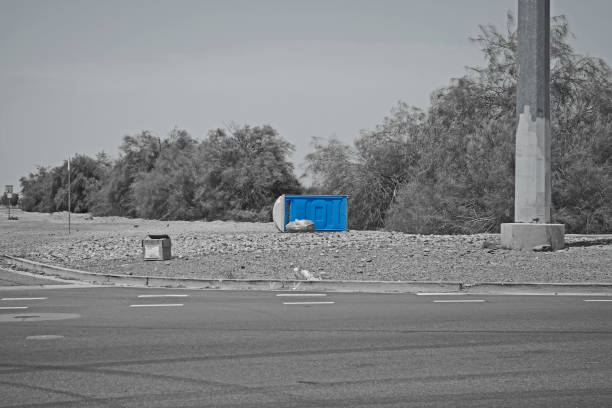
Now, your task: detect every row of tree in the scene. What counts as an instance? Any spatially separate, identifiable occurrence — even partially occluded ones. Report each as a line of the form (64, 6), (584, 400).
(19, 125), (301, 222)
(17, 15), (611, 233)
(304, 15), (611, 234)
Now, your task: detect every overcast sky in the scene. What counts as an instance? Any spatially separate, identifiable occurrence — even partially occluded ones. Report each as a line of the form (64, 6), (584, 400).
(1, 0), (611, 191)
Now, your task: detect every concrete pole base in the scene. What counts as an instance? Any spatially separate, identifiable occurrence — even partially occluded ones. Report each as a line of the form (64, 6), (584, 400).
(501, 223), (565, 251)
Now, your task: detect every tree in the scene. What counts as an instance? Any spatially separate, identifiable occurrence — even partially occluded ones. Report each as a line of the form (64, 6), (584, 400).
(52, 154), (111, 213)
(91, 131), (162, 217)
(19, 166), (60, 212)
(0, 192), (19, 207)
(19, 153), (111, 214)
(196, 125), (302, 221)
(131, 129), (201, 220)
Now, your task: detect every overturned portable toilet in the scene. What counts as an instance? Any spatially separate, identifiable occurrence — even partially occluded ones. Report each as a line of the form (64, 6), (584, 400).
(273, 195), (348, 232)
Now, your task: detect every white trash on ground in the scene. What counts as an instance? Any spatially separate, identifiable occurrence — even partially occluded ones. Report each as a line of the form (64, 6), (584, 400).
(293, 267), (320, 281)
(286, 219), (315, 233)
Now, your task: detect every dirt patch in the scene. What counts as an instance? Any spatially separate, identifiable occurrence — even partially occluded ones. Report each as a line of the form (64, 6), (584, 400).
(1, 209), (610, 283)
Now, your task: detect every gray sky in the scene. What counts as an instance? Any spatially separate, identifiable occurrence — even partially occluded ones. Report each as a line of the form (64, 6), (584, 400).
(1, 0), (611, 191)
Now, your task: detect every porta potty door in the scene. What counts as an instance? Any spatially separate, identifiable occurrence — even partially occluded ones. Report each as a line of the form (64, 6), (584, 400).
(283, 195), (347, 231)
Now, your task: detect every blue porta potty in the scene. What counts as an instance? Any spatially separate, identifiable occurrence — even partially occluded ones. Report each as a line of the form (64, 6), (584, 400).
(273, 195), (348, 232)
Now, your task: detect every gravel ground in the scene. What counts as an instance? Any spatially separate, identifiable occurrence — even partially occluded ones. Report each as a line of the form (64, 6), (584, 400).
(1, 209), (611, 283)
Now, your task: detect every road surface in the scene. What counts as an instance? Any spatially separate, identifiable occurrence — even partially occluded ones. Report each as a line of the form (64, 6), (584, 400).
(1, 286), (611, 407)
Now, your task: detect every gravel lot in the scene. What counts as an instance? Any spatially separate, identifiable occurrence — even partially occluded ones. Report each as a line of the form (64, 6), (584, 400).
(1, 209), (611, 283)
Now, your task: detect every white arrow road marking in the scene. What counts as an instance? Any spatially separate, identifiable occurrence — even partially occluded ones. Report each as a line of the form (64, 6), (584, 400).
(283, 301), (335, 305)
(433, 300), (486, 303)
(276, 294), (327, 297)
(0, 306), (29, 310)
(2, 297), (48, 301)
(137, 295), (189, 298)
(130, 304), (184, 307)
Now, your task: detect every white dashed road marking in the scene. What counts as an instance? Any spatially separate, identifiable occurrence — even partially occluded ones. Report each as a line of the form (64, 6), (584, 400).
(584, 299), (612, 302)
(276, 294), (327, 297)
(0, 306), (29, 310)
(26, 335), (64, 340)
(137, 295), (189, 298)
(433, 300), (486, 303)
(417, 293), (465, 296)
(2, 297), (48, 301)
(283, 302), (335, 305)
(130, 304), (184, 308)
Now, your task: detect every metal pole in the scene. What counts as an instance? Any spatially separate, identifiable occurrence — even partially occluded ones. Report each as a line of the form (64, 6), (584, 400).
(68, 156), (71, 234)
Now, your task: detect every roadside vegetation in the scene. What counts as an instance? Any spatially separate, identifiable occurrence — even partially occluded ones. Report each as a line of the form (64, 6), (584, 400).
(305, 15), (612, 234)
(15, 15), (612, 233)
(18, 125), (301, 222)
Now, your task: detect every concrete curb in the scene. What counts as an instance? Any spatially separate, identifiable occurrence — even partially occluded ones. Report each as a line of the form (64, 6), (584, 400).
(0, 263), (100, 290)
(463, 282), (612, 296)
(4, 255), (612, 295)
(0, 265), (89, 285)
(3, 255), (461, 294)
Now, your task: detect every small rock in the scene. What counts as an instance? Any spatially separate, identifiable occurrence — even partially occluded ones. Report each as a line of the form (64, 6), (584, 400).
(481, 240), (495, 249)
(294, 268), (319, 280)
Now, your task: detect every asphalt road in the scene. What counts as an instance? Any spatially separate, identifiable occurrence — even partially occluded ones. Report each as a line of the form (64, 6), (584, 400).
(1, 286), (611, 407)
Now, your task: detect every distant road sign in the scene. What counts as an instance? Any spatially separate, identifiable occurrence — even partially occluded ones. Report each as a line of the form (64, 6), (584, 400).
(5, 185), (13, 194)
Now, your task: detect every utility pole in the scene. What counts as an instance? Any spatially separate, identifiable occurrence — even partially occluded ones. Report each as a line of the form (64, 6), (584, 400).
(68, 156), (71, 234)
(501, 0), (564, 250)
